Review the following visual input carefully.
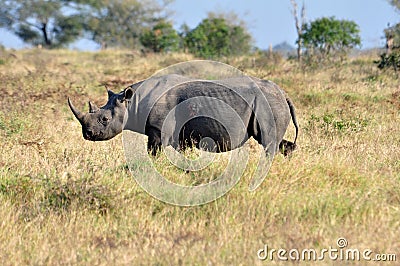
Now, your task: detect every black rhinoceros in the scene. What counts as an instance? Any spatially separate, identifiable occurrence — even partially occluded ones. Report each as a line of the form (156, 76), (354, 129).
(68, 74), (298, 156)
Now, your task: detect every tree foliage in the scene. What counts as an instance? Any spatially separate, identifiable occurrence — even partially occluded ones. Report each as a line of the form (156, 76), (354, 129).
(300, 17), (361, 62)
(376, 23), (400, 72)
(386, 0), (400, 50)
(0, 0), (85, 48)
(0, 0), (256, 56)
(0, 0), (172, 49)
(140, 20), (180, 52)
(375, 1), (400, 72)
(385, 23), (400, 49)
(85, 0), (171, 49)
(389, 0), (400, 11)
(184, 16), (252, 58)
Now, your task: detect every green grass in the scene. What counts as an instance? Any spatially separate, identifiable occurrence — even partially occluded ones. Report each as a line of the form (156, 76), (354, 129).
(0, 49), (399, 265)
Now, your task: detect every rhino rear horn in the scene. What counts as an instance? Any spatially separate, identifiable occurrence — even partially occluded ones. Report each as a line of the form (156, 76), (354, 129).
(88, 101), (100, 113)
(68, 98), (84, 123)
(105, 86), (116, 99)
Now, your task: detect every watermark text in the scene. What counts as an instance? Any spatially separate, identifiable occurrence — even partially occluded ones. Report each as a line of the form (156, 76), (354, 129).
(257, 238), (397, 262)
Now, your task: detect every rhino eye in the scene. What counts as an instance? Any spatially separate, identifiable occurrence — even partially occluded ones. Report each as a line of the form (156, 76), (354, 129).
(101, 116), (110, 125)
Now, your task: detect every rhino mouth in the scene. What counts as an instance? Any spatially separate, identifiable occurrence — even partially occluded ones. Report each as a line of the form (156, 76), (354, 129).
(83, 130), (113, 141)
(83, 129), (100, 141)
(84, 135), (107, 141)
(83, 134), (94, 141)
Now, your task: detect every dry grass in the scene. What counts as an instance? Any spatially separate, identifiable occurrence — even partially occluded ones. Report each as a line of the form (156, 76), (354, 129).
(0, 49), (399, 265)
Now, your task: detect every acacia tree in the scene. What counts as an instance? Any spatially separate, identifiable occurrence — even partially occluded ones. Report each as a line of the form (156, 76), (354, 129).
(300, 17), (361, 62)
(0, 0), (88, 48)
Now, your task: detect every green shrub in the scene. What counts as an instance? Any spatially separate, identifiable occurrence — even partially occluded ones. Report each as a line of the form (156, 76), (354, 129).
(376, 50), (400, 72)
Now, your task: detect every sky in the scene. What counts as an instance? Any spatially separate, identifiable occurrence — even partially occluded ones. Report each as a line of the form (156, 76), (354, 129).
(0, 0), (399, 50)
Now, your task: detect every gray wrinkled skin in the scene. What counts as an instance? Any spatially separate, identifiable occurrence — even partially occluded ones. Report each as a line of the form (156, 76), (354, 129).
(68, 74), (298, 156)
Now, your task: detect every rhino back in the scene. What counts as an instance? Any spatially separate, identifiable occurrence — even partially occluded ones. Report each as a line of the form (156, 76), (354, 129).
(126, 74), (291, 148)
(146, 80), (254, 149)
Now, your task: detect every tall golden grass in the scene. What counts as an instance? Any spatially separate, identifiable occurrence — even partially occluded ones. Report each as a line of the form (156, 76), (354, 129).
(0, 49), (399, 265)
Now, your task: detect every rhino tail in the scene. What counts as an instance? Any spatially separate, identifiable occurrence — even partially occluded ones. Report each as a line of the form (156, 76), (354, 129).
(286, 97), (298, 145)
(279, 97), (299, 156)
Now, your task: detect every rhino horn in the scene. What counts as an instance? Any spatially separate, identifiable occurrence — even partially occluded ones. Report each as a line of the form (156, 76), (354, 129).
(88, 101), (100, 113)
(68, 98), (84, 123)
(105, 86), (116, 99)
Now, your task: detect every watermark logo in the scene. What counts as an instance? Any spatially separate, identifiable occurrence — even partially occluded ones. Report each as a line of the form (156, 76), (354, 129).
(122, 60), (277, 206)
(336, 237), (348, 249)
(257, 237), (397, 262)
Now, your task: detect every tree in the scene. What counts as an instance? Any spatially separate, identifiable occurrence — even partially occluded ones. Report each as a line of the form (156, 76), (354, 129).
(0, 0), (86, 48)
(377, 23), (400, 73)
(290, 0), (306, 62)
(204, 11), (252, 56)
(389, 0), (400, 11)
(300, 17), (361, 62)
(386, 0), (400, 53)
(85, 0), (173, 49)
(184, 15), (252, 58)
(385, 23), (400, 53)
(376, 1), (400, 72)
(140, 20), (180, 52)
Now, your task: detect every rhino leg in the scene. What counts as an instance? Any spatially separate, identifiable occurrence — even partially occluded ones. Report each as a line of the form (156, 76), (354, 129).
(146, 127), (162, 156)
(178, 132), (197, 152)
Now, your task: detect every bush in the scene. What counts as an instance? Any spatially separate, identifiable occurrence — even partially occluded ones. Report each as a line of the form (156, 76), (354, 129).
(376, 50), (400, 72)
(376, 23), (400, 73)
(184, 17), (252, 59)
(140, 21), (180, 53)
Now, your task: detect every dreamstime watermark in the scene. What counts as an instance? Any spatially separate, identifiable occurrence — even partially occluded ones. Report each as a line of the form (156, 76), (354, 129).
(122, 60), (279, 206)
(257, 237), (397, 262)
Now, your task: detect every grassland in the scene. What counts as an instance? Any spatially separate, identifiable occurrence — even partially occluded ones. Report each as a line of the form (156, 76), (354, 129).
(0, 49), (399, 265)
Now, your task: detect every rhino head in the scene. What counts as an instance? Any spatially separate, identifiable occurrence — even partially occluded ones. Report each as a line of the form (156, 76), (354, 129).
(68, 88), (134, 141)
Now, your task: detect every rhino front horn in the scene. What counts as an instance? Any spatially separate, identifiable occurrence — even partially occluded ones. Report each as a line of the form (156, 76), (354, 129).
(68, 98), (84, 122)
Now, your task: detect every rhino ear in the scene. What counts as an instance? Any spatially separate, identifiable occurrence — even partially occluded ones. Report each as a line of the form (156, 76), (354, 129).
(123, 87), (134, 101)
(115, 88), (134, 105)
(107, 89), (116, 99)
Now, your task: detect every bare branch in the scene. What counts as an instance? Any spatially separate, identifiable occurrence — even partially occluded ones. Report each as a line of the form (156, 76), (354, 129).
(290, 0), (306, 61)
